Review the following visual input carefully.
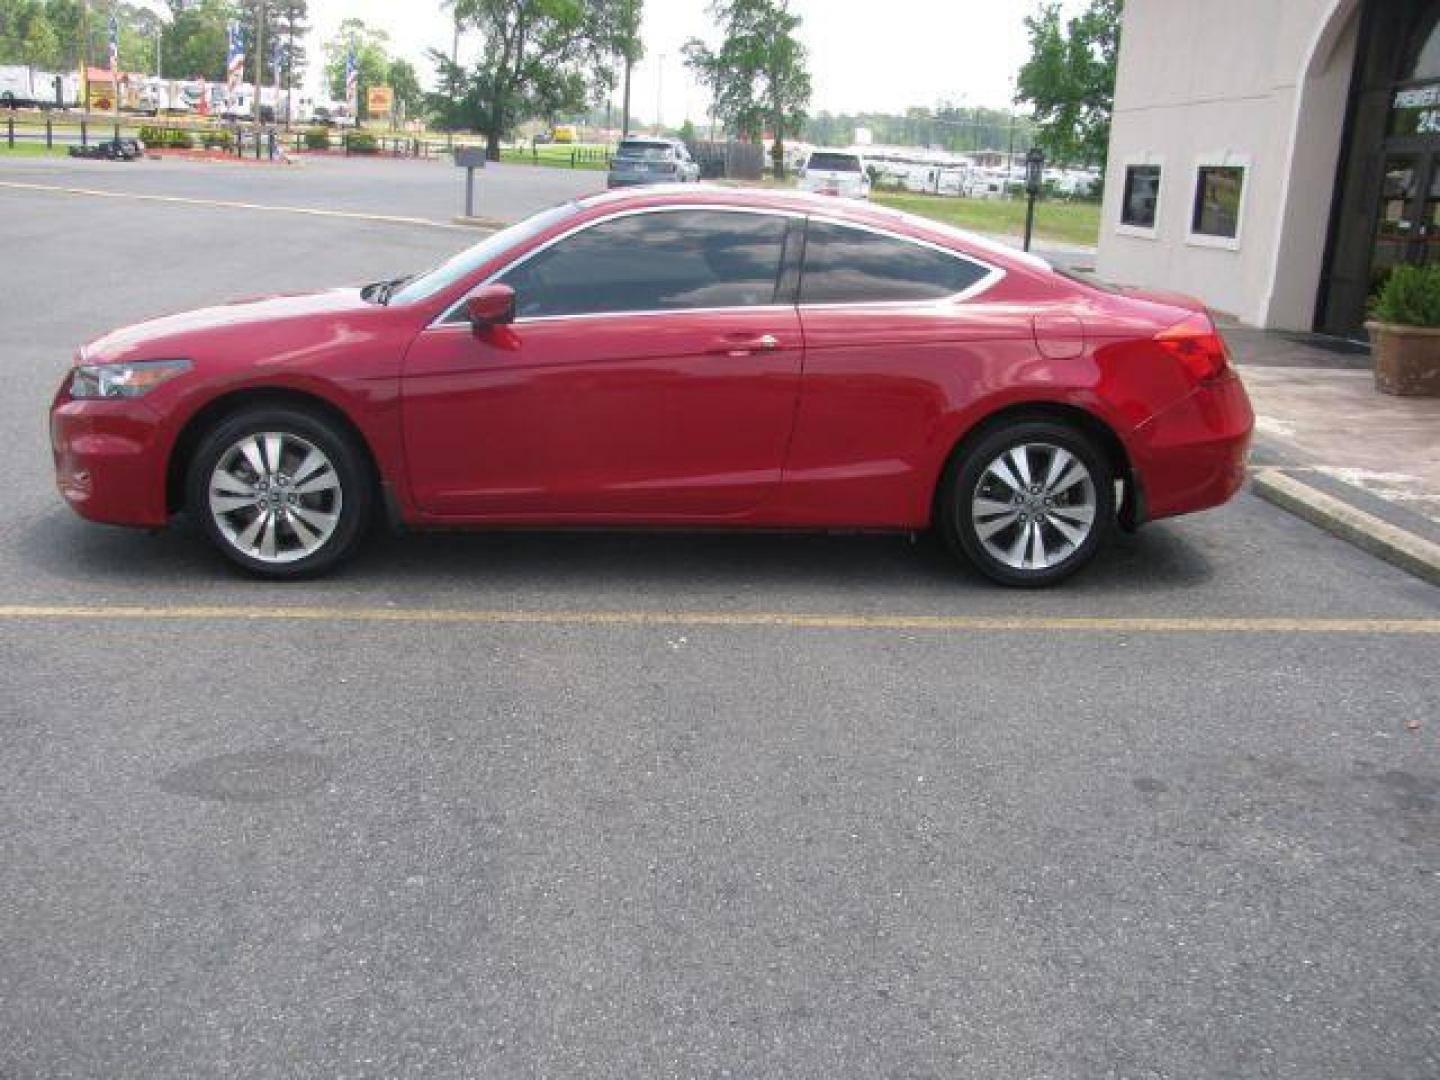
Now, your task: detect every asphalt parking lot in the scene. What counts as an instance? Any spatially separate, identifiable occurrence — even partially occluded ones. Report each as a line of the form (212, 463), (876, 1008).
(1, 156), (1437, 1079)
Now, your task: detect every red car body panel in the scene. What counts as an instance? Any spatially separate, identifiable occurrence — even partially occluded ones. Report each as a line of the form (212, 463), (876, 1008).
(50, 186), (1254, 537)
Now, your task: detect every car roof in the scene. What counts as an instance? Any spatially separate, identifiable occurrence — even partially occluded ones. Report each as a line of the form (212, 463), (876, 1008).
(570, 185), (1051, 275)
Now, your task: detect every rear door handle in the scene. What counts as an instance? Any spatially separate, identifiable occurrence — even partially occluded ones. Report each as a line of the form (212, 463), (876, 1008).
(710, 333), (782, 357)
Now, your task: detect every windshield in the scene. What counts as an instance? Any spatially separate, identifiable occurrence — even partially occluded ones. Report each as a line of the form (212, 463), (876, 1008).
(617, 141), (675, 161)
(807, 153), (862, 173)
(388, 203), (582, 305)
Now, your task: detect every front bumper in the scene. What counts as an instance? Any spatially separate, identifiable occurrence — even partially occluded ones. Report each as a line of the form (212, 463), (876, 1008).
(1130, 371), (1254, 522)
(50, 391), (172, 527)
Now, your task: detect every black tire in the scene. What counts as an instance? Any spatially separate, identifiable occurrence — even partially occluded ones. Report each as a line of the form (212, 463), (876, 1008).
(938, 419), (1115, 587)
(185, 405), (372, 579)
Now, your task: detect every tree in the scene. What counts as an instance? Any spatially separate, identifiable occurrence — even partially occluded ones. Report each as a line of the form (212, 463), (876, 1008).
(1015, 0), (1121, 168)
(271, 0), (311, 93)
(387, 56), (421, 123)
(235, 0), (310, 89)
(444, 0), (627, 159)
(159, 0), (230, 82)
(683, 0), (810, 178)
(0, 0), (59, 68)
(324, 17), (389, 117)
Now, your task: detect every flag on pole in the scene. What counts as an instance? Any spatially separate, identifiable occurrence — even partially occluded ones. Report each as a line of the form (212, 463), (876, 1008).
(107, 12), (119, 75)
(226, 22), (245, 93)
(345, 42), (358, 114)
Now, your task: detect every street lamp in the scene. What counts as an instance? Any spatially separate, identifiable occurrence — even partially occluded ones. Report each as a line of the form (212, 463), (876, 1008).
(655, 53), (665, 136)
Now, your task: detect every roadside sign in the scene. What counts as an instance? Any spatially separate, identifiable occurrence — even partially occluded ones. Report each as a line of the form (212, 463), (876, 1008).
(366, 86), (393, 117)
(1025, 147), (1045, 196)
(454, 146), (486, 169)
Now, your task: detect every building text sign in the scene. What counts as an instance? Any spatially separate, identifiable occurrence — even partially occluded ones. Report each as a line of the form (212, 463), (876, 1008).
(1392, 82), (1440, 137)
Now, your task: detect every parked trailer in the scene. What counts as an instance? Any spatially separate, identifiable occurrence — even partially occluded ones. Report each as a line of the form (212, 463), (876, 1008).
(0, 66), (79, 109)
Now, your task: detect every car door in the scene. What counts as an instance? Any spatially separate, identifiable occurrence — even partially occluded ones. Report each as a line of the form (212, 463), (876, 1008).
(401, 207), (804, 520)
(780, 217), (1026, 525)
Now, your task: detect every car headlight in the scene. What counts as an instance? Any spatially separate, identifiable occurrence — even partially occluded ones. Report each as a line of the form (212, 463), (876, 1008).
(69, 359), (191, 399)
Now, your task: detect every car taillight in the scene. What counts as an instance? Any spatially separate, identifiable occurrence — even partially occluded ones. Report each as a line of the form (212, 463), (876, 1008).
(1154, 313), (1231, 382)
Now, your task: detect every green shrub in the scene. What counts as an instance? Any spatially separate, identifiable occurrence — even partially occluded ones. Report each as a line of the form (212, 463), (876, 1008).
(346, 129), (378, 153)
(1371, 263), (1440, 328)
(304, 127), (331, 151)
(201, 129), (234, 151)
(137, 126), (194, 149)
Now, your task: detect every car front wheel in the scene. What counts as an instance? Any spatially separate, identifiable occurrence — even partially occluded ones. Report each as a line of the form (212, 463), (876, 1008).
(939, 420), (1115, 587)
(186, 406), (372, 578)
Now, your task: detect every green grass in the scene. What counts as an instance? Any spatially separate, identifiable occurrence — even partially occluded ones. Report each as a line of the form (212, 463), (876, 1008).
(0, 141), (71, 157)
(499, 143), (611, 171)
(871, 190), (1101, 248)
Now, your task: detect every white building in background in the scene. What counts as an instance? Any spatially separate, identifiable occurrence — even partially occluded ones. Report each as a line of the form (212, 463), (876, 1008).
(1097, 0), (1440, 339)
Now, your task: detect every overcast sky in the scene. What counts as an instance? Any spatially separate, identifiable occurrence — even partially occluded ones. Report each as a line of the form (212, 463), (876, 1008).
(297, 0), (1082, 119)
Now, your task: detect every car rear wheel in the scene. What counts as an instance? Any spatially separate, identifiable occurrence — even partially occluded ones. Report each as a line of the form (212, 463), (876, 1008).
(939, 420), (1115, 587)
(186, 406), (371, 578)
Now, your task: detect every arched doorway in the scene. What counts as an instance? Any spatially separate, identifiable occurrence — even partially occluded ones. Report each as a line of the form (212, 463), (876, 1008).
(1319, 0), (1440, 336)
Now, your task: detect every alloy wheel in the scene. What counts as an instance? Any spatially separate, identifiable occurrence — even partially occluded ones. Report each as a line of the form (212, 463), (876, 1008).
(207, 431), (344, 564)
(970, 442), (1097, 571)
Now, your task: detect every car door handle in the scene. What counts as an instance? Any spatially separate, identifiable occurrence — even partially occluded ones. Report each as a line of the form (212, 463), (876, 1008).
(710, 333), (783, 357)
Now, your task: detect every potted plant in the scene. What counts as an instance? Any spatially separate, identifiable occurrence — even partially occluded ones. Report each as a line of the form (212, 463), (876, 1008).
(1366, 263), (1440, 396)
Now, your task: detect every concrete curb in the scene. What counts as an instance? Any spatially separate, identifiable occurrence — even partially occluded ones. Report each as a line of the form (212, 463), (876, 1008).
(452, 214), (507, 230)
(1252, 468), (1440, 587)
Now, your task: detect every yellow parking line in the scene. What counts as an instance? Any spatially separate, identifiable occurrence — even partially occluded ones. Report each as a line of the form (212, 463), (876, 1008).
(0, 603), (1435, 635)
(0, 179), (453, 228)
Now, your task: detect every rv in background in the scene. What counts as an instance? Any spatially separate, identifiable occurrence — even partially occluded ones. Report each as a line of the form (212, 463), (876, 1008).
(0, 66), (80, 109)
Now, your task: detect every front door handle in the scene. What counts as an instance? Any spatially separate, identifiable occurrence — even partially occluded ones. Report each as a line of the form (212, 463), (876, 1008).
(710, 333), (783, 357)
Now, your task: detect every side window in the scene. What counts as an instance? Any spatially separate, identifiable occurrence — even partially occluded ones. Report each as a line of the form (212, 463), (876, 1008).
(1120, 164), (1162, 230)
(500, 210), (788, 318)
(799, 221), (990, 304)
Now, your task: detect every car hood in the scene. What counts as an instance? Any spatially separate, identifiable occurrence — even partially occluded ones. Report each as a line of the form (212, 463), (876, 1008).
(79, 288), (375, 366)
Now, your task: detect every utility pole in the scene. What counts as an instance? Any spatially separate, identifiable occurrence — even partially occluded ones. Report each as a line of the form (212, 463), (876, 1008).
(252, 0), (264, 158)
(287, 8), (296, 128)
(621, 55), (633, 137)
(654, 53), (664, 136)
(252, 0), (263, 158)
(79, 0), (89, 118)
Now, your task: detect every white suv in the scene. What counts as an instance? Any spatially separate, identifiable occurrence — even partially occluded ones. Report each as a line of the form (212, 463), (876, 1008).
(797, 149), (871, 199)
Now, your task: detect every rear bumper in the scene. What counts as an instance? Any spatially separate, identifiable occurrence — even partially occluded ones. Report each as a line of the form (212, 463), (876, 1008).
(606, 173), (676, 188)
(50, 392), (171, 527)
(1130, 371), (1254, 522)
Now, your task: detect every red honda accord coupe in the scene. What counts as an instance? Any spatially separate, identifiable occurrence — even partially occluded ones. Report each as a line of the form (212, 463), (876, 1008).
(50, 186), (1253, 585)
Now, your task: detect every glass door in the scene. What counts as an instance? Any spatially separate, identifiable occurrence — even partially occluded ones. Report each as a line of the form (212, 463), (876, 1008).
(1372, 153), (1440, 297)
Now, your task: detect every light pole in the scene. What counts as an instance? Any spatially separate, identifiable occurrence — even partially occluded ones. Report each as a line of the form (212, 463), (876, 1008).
(654, 53), (664, 136)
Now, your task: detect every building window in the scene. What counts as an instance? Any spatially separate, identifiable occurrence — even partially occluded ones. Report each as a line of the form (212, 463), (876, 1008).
(1119, 164), (1162, 232)
(1190, 164), (1246, 245)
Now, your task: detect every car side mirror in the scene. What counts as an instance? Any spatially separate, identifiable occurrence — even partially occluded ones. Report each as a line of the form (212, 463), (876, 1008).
(465, 284), (516, 329)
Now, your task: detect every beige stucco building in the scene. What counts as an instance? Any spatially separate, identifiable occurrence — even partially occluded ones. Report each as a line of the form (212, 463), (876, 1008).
(1096, 0), (1440, 339)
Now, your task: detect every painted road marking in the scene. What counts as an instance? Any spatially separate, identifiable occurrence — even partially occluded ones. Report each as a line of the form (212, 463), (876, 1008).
(0, 604), (1435, 634)
(0, 179), (461, 229)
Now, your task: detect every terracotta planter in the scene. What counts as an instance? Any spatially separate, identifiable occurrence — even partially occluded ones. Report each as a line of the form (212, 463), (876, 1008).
(1365, 321), (1440, 397)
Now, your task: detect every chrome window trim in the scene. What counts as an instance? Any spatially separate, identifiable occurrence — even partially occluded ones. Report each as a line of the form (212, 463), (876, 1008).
(430, 204), (801, 328)
(427, 203), (1007, 331)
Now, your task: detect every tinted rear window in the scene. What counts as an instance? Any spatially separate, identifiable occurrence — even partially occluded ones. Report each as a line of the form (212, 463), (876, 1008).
(807, 153), (862, 173)
(800, 221), (990, 304)
(617, 141), (674, 160)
